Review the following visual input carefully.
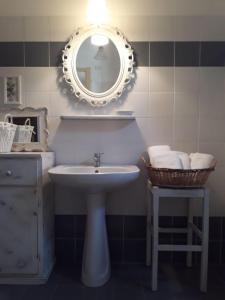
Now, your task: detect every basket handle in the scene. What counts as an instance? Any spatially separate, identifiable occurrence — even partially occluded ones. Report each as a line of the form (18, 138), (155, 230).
(140, 156), (148, 165)
(24, 118), (31, 126)
(4, 113), (13, 124)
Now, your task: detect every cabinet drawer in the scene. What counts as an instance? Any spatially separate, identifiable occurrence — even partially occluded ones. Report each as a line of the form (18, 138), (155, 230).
(0, 159), (38, 186)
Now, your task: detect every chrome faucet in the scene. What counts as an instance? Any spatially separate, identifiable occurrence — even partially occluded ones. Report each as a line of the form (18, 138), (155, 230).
(93, 152), (104, 168)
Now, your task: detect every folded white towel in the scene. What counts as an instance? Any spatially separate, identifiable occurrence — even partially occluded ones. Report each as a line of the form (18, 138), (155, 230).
(190, 152), (214, 169)
(148, 145), (171, 164)
(151, 152), (182, 169)
(175, 151), (191, 169)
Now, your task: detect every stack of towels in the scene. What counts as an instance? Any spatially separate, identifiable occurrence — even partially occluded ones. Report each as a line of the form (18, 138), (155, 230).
(148, 145), (214, 170)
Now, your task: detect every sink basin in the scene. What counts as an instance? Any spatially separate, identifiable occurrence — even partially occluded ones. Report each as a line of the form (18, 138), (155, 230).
(48, 165), (139, 192)
(48, 164), (140, 287)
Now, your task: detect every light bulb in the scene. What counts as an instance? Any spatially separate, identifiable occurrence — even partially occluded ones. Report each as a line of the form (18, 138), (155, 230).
(91, 34), (109, 46)
(87, 0), (108, 25)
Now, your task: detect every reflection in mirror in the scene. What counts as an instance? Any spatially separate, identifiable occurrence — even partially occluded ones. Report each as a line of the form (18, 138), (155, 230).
(75, 36), (120, 93)
(0, 107), (48, 152)
(10, 117), (39, 143)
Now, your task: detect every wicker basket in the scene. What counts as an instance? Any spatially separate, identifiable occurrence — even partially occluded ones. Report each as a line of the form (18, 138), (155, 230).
(14, 118), (34, 143)
(0, 114), (17, 153)
(142, 157), (216, 188)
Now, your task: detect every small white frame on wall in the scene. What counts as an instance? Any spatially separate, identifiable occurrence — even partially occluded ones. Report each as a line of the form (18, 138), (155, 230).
(3, 75), (22, 105)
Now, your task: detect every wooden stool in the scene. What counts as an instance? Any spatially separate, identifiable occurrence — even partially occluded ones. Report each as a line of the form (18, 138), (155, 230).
(146, 181), (209, 292)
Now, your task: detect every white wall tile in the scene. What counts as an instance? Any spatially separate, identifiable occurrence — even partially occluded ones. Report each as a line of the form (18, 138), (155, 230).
(172, 141), (198, 153)
(24, 68), (53, 92)
(148, 117), (173, 145)
(175, 16), (201, 41)
(174, 117), (198, 142)
(110, 15), (152, 41)
(49, 16), (82, 41)
(148, 16), (175, 41)
(199, 68), (225, 94)
(0, 17), (24, 41)
(119, 92), (149, 117)
(175, 67), (200, 93)
(149, 92), (174, 117)
(200, 16), (225, 41)
(174, 92), (198, 117)
(132, 67), (149, 93)
(199, 142), (225, 167)
(25, 91), (50, 109)
(199, 92), (225, 118)
(150, 67), (174, 93)
(199, 117), (225, 143)
(24, 17), (50, 41)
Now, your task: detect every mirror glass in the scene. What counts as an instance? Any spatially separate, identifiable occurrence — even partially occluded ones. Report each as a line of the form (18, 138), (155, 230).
(11, 117), (39, 143)
(74, 35), (121, 93)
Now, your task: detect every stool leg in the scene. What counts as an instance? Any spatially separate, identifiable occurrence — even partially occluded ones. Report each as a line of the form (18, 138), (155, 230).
(187, 198), (193, 267)
(146, 189), (152, 266)
(152, 190), (159, 291)
(200, 189), (209, 292)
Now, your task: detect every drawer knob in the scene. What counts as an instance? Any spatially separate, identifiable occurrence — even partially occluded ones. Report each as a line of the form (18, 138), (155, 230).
(5, 170), (13, 177)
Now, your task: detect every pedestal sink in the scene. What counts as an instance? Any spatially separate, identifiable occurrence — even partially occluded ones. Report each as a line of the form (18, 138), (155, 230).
(48, 165), (140, 287)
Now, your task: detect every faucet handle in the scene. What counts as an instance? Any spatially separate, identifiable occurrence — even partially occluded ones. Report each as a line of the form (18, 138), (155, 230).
(94, 152), (104, 157)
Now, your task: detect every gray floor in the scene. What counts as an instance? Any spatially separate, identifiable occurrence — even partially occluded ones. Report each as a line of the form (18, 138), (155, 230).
(1, 264), (225, 300)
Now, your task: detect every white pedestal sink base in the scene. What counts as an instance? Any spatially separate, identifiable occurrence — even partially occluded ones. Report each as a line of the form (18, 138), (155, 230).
(82, 193), (111, 287)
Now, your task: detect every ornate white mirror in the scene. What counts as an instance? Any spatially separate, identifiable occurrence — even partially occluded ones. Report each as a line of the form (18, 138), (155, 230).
(62, 25), (134, 107)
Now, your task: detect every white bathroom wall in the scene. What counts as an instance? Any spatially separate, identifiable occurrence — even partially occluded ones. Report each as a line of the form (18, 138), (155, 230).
(0, 14), (225, 216)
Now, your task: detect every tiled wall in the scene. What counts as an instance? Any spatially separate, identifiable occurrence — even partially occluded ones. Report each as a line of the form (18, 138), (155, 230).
(55, 215), (225, 265)
(0, 16), (225, 217)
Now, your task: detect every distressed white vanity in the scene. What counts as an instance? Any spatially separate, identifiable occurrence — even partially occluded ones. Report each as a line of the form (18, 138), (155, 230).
(0, 152), (55, 284)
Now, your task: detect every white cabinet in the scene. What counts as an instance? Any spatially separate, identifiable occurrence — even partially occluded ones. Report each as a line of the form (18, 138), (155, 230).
(0, 152), (55, 284)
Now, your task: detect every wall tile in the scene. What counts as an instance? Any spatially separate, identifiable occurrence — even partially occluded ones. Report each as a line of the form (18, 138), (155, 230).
(50, 42), (65, 67)
(173, 117), (198, 142)
(124, 216), (146, 239)
(200, 16), (225, 41)
(209, 217), (222, 241)
(199, 118), (225, 143)
(148, 117), (173, 144)
(119, 92), (149, 117)
(149, 93), (174, 117)
(123, 239), (146, 263)
(74, 215), (86, 238)
(199, 93), (225, 118)
(49, 16), (81, 42)
(174, 92), (198, 117)
(175, 16), (201, 41)
(175, 42), (200, 66)
(149, 16), (175, 41)
(0, 17), (24, 41)
(130, 42), (149, 67)
(25, 91), (50, 109)
(25, 42), (49, 67)
(131, 67), (149, 93)
(106, 215), (124, 239)
(55, 238), (75, 265)
(199, 68), (225, 94)
(24, 17), (50, 41)
(55, 215), (75, 238)
(200, 42), (225, 66)
(150, 67), (174, 93)
(199, 143), (225, 167)
(175, 67), (200, 93)
(24, 67), (53, 92)
(0, 42), (24, 66)
(108, 239), (123, 263)
(150, 42), (174, 67)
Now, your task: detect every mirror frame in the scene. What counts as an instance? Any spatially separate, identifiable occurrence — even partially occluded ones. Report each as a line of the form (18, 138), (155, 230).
(0, 107), (48, 152)
(62, 25), (134, 107)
